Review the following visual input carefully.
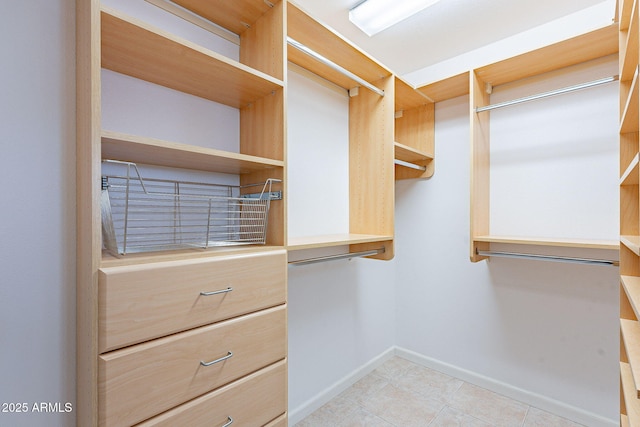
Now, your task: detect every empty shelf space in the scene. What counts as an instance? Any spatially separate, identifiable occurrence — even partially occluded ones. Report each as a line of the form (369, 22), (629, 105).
(473, 235), (619, 250)
(621, 68), (640, 134)
(622, 154), (640, 185)
(101, 7), (283, 109)
(101, 131), (284, 174)
(623, 236), (640, 256)
(623, 276), (640, 320)
(622, 319), (640, 399)
(287, 234), (393, 251)
(621, 362), (640, 422)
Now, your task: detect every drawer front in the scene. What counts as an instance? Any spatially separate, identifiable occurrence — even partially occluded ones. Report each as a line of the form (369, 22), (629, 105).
(99, 305), (286, 427)
(136, 360), (287, 427)
(99, 249), (286, 352)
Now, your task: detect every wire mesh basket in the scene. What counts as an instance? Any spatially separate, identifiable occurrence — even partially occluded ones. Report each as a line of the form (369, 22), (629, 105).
(101, 160), (281, 255)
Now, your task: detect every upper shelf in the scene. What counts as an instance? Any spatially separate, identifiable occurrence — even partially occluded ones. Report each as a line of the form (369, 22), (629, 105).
(395, 76), (433, 110)
(418, 72), (470, 103)
(170, 0), (277, 35)
(416, 25), (618, 102)
(101, 7), (284, 109)
(101, 131), (284, 174)
(287, 2), (391, 90)
(474, 24), (618, 86)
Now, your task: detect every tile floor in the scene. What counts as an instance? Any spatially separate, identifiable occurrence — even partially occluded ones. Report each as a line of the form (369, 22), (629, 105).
(294, 357), (585, 427)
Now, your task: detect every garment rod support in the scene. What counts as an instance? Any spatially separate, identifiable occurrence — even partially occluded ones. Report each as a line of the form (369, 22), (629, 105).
(476, 250), (619, 267)
(289, 248), (385, 266)
(287, 37), (385, 97)
(475, 75), (618, 113)
(394, 159), (427, 171)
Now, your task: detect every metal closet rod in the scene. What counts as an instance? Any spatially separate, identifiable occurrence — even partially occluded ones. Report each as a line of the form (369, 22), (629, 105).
(287, 37), (385, 97)
(394, 159), (427, 171)
(289, 248), (385, 266)
(475, 75), (619, 113)
(476, 250), (619, 267)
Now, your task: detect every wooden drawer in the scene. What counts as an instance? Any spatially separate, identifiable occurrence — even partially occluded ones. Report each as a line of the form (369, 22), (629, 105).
(99, 249), (286, 352)
(136, 360), (287, 426)
(99, 305), (286, 427)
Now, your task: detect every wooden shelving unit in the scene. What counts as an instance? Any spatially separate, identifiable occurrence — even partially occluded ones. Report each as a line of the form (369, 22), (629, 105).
(394, 76), (435, 180)
(469, 24), (619, 261)
(620, 0), (640, 422)
(77, 1), (288, 425)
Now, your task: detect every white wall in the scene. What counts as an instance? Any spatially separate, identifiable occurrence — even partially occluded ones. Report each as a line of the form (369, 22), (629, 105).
(286, 67), (397, 417)
(0, 1), (76, 426)
(394, 74), (619, 425)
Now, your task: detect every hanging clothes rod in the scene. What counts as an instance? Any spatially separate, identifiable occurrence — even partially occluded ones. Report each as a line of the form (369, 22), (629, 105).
(476, 250), (619, 267)
(394, 159), (427, 171)
(287, 37), (385, 97)
(475, 75), (618, 113)
(289, 248), (385, 266)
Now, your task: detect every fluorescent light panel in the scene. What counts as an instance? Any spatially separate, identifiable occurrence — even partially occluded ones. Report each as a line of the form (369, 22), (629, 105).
(349, 0), (441, 36)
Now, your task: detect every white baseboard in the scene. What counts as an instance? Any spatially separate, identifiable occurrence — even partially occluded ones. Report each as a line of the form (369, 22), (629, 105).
(289, 346), (617, 427)
(288, 347), (396, 425)
(395, 347), (618, 427)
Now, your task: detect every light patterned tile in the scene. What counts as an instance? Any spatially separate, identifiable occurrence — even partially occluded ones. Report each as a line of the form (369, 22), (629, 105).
(294, 405), (341, 427)
(448, 383), (528, 427)
(339, 373), (390, 406)
(393, 363), (464, 404)
(523, 407), (585, 427)
(372, 356), (418, 380)
(429, 406), (494, 427)
(341, 407), (395, 427)
(322, 395), (361, 420)
(360, 383), (445, 427)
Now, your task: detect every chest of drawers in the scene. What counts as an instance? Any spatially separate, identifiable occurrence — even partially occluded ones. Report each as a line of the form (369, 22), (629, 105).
(97, 249), (288, 427)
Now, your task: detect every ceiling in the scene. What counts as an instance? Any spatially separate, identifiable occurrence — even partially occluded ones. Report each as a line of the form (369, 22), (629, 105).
(291, 0), (612, 76)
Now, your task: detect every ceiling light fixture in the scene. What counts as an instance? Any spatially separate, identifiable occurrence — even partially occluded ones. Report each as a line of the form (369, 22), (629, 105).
(349, 0), (441, 36)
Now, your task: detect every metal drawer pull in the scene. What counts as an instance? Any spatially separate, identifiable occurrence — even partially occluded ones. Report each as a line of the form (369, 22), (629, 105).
(221, 416), (233, 427)
(200, 287), (233, 297)
(200, 351), (233, 367)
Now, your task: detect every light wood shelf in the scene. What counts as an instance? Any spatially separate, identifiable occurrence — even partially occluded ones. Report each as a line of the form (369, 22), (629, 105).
(473, 235), (619, 250)
(621, 362), (640, 421)
(101, 6), (284, 110)
(418, 72), (470, 103)
(101, 131), (284, 174)
(394, 77), (435, 180)
(171, 0), (277, 36)
(287, 234), (393, 251)
(287, 2), (391, 91)
(622, 153), (640, 185)
(621, 0), (636, 30)
(394, 142), (434, 163)
(620, 0), (638, 81)
(621, 319), (640, 398)
(623, 276), (640, 320)
(622, 236), (640, 256)
(474, 24), (618, 86)
(621, 68), (640, 134)
(622, 414), (630, 427)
